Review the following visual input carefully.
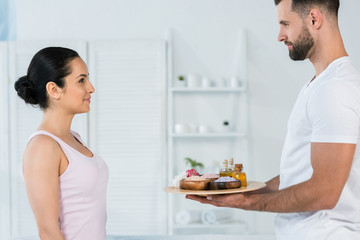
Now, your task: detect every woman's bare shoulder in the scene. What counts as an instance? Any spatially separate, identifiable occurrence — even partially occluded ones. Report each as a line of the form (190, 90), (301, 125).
(23, 134), (63, 168)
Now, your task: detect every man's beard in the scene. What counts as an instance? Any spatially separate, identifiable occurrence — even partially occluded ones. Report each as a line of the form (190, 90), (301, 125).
(287, 25), (314, 61)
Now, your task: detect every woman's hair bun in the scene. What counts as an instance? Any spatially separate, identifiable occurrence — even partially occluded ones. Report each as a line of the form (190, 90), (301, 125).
(14, 76), (39, 105)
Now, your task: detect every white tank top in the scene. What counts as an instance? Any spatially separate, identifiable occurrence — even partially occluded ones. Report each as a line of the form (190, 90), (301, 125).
(27, 130), (109, 240)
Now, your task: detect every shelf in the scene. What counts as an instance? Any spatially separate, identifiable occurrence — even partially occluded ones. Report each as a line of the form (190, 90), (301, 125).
(170, 132), (246, 138)
(173, 221), (247, 229)
(170, 87), (246, 93)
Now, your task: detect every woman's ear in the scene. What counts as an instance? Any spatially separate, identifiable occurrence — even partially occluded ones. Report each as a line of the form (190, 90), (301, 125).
(309, 8), (322, 30)
(46, 82), (62, 100)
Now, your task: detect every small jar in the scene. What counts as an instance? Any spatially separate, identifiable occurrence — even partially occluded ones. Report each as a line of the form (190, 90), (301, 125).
(232, 164), (247, 187)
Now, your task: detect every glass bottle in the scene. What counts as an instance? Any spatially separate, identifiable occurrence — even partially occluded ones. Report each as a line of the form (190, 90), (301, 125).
(219, 159), (232, 177)
(232, 164), (247, 187)
(228, 158), (234, 171)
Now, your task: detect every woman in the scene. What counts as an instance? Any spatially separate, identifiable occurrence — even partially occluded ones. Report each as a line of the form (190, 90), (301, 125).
(14, 47), (109, 240)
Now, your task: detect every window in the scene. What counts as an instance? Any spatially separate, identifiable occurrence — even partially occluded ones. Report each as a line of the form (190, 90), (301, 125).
(0, 0), (16, 41)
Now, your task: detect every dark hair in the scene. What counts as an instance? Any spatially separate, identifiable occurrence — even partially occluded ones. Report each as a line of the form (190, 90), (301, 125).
(274, 0), (340, 17)
(14, 47), (80, 110)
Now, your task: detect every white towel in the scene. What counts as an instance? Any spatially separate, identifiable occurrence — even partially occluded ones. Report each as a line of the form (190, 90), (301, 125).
(175, 210), (201, 225)
(201, 208), (233, 224)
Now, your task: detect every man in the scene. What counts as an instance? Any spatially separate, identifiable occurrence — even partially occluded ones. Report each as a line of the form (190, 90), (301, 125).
(187, 0), (360, 239)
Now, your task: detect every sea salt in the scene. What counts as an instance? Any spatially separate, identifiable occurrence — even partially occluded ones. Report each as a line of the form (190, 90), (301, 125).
(185, 176), (206, 181)
(202, 174), (219, 179)
(214, 176), (238, 182)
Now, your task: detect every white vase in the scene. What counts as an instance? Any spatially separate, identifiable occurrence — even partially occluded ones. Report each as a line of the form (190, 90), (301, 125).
(230, 77), (239, 88)
(187, 74), (200, 88)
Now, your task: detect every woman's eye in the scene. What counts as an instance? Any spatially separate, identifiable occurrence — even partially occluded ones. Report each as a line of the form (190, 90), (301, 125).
(79, 78), (85, 83)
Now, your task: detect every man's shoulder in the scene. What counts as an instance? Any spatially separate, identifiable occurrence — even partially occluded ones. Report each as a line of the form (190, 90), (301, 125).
(336, 57), (360, 81)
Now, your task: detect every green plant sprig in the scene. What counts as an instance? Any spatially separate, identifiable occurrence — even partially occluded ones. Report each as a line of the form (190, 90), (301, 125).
(185, 157), (204, 169)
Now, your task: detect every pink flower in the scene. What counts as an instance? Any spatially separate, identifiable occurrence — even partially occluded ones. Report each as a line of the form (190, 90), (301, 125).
(186, 169), (200, 177)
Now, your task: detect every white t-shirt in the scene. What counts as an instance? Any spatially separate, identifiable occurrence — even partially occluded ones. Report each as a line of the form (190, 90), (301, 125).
(275, 57), (360, 240)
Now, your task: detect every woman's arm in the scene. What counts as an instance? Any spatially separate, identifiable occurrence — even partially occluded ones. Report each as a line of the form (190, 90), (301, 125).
(23, 135), (65, 240)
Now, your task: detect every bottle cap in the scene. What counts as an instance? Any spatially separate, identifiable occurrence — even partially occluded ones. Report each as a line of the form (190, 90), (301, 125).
(223, 159), (228, 167)
(234, 163), (243, 170)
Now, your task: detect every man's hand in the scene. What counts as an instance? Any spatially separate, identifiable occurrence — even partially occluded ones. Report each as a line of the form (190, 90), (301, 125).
(186, 193), (253, 209)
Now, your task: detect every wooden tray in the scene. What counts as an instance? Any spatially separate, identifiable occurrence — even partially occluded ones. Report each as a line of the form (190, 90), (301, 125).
(164, 181), (266, 196)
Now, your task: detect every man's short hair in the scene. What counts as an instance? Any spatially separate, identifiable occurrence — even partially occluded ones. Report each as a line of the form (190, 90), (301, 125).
(274, 0), (340, 18)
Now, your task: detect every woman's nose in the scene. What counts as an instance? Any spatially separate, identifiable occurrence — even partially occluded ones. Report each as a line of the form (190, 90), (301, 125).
(88, 81), (95, 93)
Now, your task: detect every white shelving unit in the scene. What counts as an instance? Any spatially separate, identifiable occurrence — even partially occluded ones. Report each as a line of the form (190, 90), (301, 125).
(166, 30), (252, 235)
(170, 87), (246, 92)
(173, 221), (249, 235)
(170, 132), (247, 138)
(173, 221), (247, 229)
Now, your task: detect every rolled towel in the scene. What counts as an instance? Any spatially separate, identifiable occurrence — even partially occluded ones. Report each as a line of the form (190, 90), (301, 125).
(201, 208), (233, 224)
(175, 210), (201, 225)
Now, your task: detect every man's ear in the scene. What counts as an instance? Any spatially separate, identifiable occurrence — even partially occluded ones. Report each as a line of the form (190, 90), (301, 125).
(46, 82), (62, 100)
(309, 9), (322, 30)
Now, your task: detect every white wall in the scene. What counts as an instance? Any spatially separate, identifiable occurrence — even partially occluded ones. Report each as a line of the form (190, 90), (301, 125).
(14, 0), (360, 234)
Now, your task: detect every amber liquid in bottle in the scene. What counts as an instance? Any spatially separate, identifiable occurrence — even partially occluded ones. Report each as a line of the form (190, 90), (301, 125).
(232, 163), (247, 187)
(219, 159), (233, 177)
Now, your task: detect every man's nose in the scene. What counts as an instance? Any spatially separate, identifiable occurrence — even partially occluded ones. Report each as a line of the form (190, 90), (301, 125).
(278, 32), (285, 42)
(278, 30), (287, 42)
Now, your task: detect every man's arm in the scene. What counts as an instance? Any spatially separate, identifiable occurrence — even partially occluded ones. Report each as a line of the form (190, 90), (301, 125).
(258, 175), (280, 194)
(187, 142), (355, 213)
